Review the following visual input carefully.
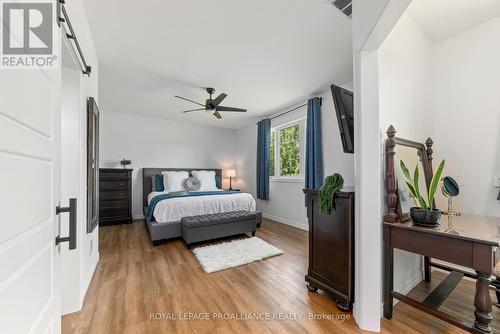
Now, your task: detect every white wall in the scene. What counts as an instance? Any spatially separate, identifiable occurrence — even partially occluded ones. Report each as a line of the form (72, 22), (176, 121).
(374, 6), (500, 331)
(60, 0), (100, 315)
(377, 10), (500, 305)
(100, 111), (237, 218)
(351, 0), (412, 330)
(234, 85), (355, 230)
(378, 12), (434, 295)
(432, 16), (500, 217)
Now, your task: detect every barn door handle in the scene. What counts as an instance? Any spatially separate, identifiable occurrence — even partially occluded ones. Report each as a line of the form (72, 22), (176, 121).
(56, 198), (77, 250)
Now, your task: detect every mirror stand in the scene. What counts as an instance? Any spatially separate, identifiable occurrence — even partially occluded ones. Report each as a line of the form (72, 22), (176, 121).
(442, 197), (461, 216)
(440, 176), (461, 216)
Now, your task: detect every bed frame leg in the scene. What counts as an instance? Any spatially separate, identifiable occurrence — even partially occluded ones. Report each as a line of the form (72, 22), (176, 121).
(252, 230), (256, 237)
(152, 240), (163, 247)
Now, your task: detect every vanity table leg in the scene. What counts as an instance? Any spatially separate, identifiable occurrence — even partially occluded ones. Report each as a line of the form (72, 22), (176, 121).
(474, 271), (493, 333)
(424, 256), (431, 282)
(383, 226), (394, 319)
(492, 276), (500, 306)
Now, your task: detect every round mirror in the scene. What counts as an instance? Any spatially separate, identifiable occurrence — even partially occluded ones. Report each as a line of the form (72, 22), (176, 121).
(441, 176), (459, 198)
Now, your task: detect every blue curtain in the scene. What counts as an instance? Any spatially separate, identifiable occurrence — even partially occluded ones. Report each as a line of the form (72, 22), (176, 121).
(305, 97), (323, 190)
(257, 119), (271, 200)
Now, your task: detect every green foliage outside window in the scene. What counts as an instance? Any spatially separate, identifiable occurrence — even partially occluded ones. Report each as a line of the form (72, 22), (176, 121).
(279, 124), (300, 176)
(269, 123), (302, 177)
(269, 130), (275, 176)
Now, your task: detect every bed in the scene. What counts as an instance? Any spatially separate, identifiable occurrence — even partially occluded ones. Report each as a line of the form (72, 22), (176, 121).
(142, 168), (258, 245)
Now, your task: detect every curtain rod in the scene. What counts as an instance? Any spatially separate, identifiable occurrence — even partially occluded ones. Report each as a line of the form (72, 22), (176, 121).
(257, 97), (322, 125)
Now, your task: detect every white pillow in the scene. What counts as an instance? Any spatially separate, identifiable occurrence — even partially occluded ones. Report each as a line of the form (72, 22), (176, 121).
(191, 170), (218, 190)
(162, 171), (189, 192)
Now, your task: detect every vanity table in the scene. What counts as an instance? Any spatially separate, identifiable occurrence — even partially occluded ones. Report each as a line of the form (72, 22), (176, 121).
(382, 125), (499, 333)
(384, 214), (499, 333)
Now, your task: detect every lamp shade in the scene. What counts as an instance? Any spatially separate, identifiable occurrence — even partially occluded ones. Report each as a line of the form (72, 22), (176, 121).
(226, 169), (236, 178)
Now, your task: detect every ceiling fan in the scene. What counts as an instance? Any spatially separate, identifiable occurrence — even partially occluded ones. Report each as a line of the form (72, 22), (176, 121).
(175, 87), (247, 119)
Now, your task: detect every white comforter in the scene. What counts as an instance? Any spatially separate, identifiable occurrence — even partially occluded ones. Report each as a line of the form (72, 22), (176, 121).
(148, 190), (256, 223)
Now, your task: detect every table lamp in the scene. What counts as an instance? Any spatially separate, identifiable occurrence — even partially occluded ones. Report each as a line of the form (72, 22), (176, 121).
(226, 169), (236, 190)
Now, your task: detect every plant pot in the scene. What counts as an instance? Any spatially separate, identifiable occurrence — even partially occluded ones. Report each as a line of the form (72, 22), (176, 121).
(410, 207), (441, 227)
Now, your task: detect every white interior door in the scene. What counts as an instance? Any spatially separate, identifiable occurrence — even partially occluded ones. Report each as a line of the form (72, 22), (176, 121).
(0, 67), (63, 332)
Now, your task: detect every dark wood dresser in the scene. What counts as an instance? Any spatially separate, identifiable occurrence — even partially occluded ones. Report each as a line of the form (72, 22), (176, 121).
(303, 188), (355, 311)
(99, 168), (133, 226)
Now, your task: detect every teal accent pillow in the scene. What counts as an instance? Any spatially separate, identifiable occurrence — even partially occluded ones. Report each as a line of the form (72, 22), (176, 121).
(155, 175), (164, 192)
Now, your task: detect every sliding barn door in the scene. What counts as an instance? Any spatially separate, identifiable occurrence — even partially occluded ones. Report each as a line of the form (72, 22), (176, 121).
(0, 67), (63, 332)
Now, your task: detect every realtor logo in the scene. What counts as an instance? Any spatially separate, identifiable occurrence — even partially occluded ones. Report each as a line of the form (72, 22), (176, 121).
(1, 0), (57, 69)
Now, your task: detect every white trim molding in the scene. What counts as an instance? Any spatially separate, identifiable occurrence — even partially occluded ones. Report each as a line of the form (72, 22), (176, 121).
(262, 213), (309, 231)
(270, 177), (304, 183)
(352, 0), (412, 331)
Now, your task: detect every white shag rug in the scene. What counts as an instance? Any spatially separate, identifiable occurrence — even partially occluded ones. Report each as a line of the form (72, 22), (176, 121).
(192, 237), (284, 273)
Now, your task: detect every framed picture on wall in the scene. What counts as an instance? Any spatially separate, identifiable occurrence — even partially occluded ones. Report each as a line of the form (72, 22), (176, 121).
(87, 97), (99, 233)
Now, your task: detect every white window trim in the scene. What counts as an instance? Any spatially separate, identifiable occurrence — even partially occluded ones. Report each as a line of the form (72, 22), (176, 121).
(270, 117), (306, 182)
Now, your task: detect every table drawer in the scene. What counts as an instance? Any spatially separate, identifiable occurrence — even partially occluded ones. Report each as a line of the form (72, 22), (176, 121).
(100, 207), (129, 218)
(100, 180), (129, 190)
(100, 190), (128, 201)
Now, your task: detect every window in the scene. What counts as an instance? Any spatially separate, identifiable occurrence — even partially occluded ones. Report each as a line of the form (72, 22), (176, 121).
(269, 130), (275, 176)
(269, 119), (305, 180)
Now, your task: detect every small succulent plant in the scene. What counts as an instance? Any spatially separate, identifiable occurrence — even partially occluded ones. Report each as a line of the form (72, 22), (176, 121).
(400, 159), (445, 211)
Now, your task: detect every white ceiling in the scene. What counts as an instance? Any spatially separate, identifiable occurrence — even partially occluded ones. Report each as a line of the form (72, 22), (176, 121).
(82, 0), (353, 129)
(407, 0), (500, 42)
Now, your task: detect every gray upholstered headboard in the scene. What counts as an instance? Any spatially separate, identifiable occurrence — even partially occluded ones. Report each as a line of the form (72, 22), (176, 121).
(142, 168), (223, 208)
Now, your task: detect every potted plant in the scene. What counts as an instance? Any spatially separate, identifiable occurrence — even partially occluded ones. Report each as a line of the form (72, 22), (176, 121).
(399, 159), (445, 227)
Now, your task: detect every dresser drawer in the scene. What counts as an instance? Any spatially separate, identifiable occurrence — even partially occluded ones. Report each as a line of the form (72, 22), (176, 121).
(100, 171), (130, 180)
(100, 207), (129, 218)
(99, 200), (129, 209)
(100, 180), (129, 190)
(100, 190), (128, 201)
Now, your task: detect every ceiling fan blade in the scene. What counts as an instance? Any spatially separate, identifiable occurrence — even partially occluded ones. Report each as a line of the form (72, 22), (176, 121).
(216, 106), (247, 112)
(212, 93), (227, 107)
(182, 108), (206, 113)
(174, 95), (205, 107)
(213, 111), (222, 119)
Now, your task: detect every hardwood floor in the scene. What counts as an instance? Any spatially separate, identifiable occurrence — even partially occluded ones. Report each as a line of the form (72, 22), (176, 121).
(62, 219), (499, 334)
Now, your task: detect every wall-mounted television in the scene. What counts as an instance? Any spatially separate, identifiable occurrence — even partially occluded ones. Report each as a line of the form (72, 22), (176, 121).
(331, 84), (354, 154)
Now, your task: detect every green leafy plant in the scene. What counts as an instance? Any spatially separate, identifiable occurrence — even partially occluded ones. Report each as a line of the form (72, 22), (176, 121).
(399, 159), (445, 210)
(279, 124), (301, 176)
(319, 173), (344, 213)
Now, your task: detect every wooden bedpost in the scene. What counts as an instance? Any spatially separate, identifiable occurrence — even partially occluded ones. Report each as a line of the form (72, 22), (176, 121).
(385, 125), (398, 223)
(425, 137), (434, 172)
(424, 137), (436, 281)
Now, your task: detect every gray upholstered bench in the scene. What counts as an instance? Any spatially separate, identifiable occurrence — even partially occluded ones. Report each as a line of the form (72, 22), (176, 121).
(181, 211), (260, 247)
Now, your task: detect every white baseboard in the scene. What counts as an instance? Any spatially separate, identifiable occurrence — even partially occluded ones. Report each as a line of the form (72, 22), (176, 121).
(353, 302), (359, 326)
(401, 271), (423, 295)
(379, 271), (423, 317)
(262, 213), (309, 231)
(82, 252), (99, 302)
(134, 210), (307, 230)
(354, 302), (383, 332)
